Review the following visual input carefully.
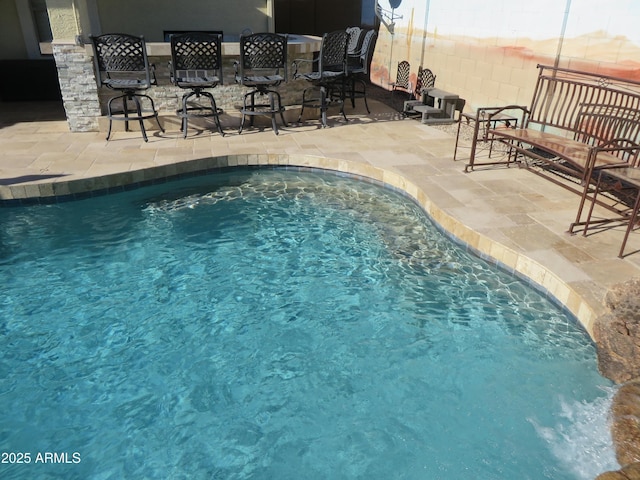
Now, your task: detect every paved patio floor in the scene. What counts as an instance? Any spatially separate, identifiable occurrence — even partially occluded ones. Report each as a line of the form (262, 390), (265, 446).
(1, 98), (639, 336)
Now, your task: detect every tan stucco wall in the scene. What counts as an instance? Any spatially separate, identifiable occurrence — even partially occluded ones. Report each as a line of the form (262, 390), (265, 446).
(95, 0), (272, 42)
(0, 0), (28, 59)
(371, 0), (640, 113)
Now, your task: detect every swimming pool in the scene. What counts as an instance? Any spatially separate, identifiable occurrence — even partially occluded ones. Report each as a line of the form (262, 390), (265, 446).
(0, 168), (617, 479)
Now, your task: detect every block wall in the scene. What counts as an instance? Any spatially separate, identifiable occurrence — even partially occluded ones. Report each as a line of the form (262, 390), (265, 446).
(370, 0), (640, 112)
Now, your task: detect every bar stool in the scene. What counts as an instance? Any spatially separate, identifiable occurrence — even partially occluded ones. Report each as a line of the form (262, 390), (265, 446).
(234, 32), (288, 135)
(344, 29), (377, 112)
(169, 32), (225, 138)
(293, 30), (349, 128)
(390, 60), (412, 98)
(89, 33), (164, 142)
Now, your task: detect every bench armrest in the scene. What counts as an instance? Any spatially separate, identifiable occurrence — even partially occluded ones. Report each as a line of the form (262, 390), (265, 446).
(474, 105), (529, 141)
(593, 138), (640, 167)
(485, 105), (529, 123)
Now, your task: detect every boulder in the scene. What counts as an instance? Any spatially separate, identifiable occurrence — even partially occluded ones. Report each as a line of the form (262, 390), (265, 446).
(596, 462), (640, 479)
(611, 381), (640, 466)
(594, 278), (640, 383)
(595, 471), (627, 480)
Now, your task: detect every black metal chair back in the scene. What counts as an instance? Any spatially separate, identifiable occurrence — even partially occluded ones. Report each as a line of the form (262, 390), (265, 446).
(346, 26), (365, 57)
(234, 33), (289, 135)
(391, 60), (411, 94)
(89, 33), (163, 141)
(91, 33), (154, 90)
(350, 29), (377, 76)
(318, 30), (349, 76)
(343, 29), (378, 113)
(415, 66), (436, 98)
(170, 32), (223, 88)
(293, 30), (349, 127)
(236, 32), (288, 87)
(169, 32), (225, 138)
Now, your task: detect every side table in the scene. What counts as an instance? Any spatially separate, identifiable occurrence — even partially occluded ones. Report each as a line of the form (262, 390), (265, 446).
(454, 107), (519, 172)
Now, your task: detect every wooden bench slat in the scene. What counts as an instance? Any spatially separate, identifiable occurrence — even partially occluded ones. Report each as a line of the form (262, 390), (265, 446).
(490, 128), (630, 170)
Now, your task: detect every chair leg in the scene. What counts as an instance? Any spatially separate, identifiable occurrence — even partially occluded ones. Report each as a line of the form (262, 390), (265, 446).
(144, 94), (164, 135)
(359, 79), (370, 114)
(105, 95), (117, 141)
(298, 88), (309, 123)
(581, 174), (603, 236)
(106, 120), (113, 141)
(130, 94), (149, 142)
(202, 91), (225, 137)
(275, 91), (287, 128)
(269, 90), (287, 135)
(104, 91), (163, 142)
(122, 95), (130, 132)
(181, 91), (194, 138)
(269, 92), (279, 135)
(620, 189), (640, 258)
(569, 169), (598, 234)
(320, 86), (328, 128)
(239, 90), (257, 134)
(249, 91), (257, 127)
(239, 88), (285, 135)
(350, 77), (356, 108)
(179, 90), (224, 138)
(335, 84), (348, 123)
(106, 94), (127, 140)
(239, 92), (249, 134)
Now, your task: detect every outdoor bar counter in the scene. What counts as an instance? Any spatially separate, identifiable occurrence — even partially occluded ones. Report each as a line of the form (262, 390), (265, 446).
(51, 35), (322, 132)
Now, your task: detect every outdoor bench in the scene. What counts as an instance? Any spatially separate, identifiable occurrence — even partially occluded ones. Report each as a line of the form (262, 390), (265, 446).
(462, 65), (640, 235)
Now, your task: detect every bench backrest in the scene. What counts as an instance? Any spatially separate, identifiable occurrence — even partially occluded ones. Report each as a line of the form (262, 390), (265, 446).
(574, 103), (640, 143)
(574, 103), (640, 163)
(528, 65), (640, 148)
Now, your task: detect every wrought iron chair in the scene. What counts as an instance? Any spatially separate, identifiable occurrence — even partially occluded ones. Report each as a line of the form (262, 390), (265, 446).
(293, 30), (349, 128)
(169, 32), (225, 138)
(346, 26), (365, 59)
(414, 66), (436, 100)
(89, 33), (164, 142)
(234, 32), (288, 135)
(344, 29), (378, 112)
(390, 60), (411, 98)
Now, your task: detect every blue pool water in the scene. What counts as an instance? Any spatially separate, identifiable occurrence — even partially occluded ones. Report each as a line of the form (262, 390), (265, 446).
(0, 169), (617, 479)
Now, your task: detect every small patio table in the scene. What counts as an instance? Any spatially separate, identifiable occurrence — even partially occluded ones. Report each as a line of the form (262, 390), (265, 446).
(454, 107), (519, 171)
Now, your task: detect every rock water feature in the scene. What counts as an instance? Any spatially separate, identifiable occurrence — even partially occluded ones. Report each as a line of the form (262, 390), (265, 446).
(595, 278), (640, 479)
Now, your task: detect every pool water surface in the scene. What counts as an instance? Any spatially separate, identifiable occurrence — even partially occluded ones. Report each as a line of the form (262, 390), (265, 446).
(0, 169), (617, 479)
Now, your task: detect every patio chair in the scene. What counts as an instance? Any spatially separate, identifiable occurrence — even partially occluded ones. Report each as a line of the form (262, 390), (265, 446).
(344, 29), (378, 112)
(414, 66), (436, 100)
(89, 33), (164, 142)
(234, 32), (288, 135)
(293, 30), (349, 128)
(390, 60), (411, 97)
(346, 26), (366, 60)
(169, 32), (225, 138)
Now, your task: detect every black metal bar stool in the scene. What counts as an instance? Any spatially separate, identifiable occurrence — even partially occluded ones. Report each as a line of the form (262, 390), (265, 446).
(89, 33), (164, 142)
(293, 30), (349, 128)
(344, 29), (377, 112)
(234, 33), (288, 135)
(169, 32), (225, 138)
